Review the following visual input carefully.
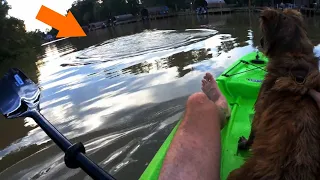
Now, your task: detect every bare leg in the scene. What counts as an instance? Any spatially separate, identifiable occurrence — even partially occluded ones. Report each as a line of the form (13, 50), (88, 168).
(201, 73), (223, 102)
(202, 72), (231, 128)
(159, 92), (222, 180)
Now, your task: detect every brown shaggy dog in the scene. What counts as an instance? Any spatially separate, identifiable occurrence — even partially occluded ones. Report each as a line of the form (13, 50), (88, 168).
(227, 8), (320, 180)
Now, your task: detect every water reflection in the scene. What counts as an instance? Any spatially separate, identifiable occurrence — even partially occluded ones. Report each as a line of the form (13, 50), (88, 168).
(0, 13), (320, 180)
(0, 46), (42, 158)
(122, 48), (212, 77)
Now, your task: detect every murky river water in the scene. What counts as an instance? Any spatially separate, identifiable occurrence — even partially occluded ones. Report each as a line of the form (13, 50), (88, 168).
(0, 13), (320, 180)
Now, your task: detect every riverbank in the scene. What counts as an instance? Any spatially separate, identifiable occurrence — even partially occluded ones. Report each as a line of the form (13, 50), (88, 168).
(85, 6), (319, 31)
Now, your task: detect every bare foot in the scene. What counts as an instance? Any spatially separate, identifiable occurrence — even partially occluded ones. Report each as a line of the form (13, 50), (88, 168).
(201, 73), (230, 128)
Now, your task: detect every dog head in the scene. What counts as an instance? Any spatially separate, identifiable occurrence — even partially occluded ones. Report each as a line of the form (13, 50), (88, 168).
(259, 8), (313, 57)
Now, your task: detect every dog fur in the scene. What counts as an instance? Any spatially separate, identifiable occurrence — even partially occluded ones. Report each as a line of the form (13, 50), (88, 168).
(227, 8), (320, 180)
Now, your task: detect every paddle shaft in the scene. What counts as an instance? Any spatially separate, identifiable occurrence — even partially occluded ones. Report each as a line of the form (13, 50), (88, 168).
(29, 110), (115, 180)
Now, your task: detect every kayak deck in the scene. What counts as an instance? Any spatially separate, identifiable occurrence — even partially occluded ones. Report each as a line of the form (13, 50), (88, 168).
(140, 52), (268, 180)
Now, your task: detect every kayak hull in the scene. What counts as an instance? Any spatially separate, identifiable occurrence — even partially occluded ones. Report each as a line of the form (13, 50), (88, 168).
(140, 52), (268, 180)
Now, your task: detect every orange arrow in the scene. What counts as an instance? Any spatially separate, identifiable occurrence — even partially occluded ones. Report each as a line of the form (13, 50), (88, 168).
(36, 5), (86, 38)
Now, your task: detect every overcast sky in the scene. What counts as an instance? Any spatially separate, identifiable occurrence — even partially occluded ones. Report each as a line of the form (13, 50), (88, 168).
(7, 0), (75, 31)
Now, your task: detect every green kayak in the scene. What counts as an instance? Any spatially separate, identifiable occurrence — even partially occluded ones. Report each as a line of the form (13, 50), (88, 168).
(140, 52), (268, 180)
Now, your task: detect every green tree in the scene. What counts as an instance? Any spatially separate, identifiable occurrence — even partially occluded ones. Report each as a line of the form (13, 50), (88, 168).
(141, 0), (166, 6)
(165, 0), (187, 10)
(64, 0), (141, 27)
(126, 0), (140, 15)
(68, 0), (97, 25)
(48, 0), (193, 35)
(83, 12), (92, 24)
(48, 28), (58, 37)
(108, 0), (128, 15)
(0, 1), (42, 62)
(194, 0), (208, 7)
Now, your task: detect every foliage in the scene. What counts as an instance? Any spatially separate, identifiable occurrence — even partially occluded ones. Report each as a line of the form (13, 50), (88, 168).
(46, 0), (188, 32)
(165, 0), (187, 10)
(65, 0), (138, 26)
(141, 0), (166, 6)
(142, 0), (187, 9)
(48, 28), (59, 37)
(0, 1), (43, 62)
(193, 0), (208, 7)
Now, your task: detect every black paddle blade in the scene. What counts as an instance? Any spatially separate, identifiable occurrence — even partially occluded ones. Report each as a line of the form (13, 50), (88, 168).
(0, 68), (40, 119)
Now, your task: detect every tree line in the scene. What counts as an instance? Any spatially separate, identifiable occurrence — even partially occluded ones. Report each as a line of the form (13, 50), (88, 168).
(0, 1), (43, 62)
(47, 0), (281, 37)
(48, 0), (210, 36)
(68, 0), (192, 26)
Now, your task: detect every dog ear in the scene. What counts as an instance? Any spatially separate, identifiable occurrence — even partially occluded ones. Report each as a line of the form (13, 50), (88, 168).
(283, 9), (303, 18)
(260, 8), (280, 40)
(283, 9), (306, 31)
(260, 8), (279, 23)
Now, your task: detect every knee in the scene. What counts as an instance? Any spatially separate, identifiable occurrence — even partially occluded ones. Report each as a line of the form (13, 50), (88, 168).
(187, 92), (213, 108)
